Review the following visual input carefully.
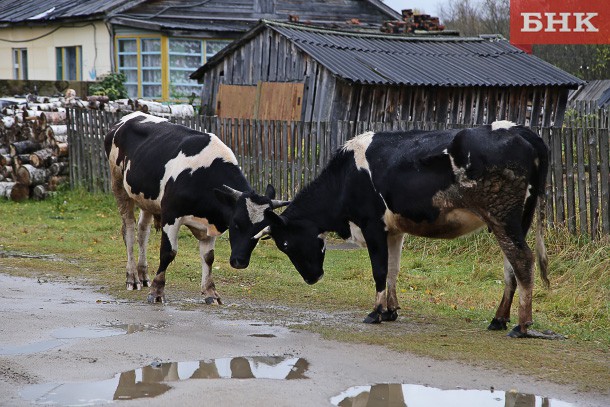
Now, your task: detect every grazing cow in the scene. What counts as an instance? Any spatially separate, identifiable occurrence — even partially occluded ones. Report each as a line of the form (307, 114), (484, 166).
(256, 121), (553, 338)
(105, 111), (288, 304)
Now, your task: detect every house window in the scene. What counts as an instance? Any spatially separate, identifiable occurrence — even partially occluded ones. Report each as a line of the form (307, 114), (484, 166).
(12, 48), (28, 80)
(141, 38), (162, 98)
(116, 36), (230, 100)
(169, 39), (203, 100)
(117, 39), (138, 99)
(117, 37), (162, 99)
(56, 46), (82, 80)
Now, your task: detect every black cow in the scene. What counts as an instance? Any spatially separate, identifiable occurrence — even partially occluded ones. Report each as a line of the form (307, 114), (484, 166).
(105, 112), (287, 304)
(256, 121), (553, 338)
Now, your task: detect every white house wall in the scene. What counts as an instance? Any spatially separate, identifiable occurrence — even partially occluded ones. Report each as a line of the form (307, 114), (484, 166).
(0, 21), (111, 81)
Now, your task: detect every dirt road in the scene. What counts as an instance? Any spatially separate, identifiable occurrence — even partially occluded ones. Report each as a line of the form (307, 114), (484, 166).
(0, 273), (606, 406)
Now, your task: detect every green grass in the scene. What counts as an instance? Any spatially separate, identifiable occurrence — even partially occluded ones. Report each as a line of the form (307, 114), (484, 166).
(0, 189), (608, 393)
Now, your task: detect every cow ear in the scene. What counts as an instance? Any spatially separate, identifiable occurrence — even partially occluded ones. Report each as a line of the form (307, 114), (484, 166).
(265, 184), (276, 199)
(264, 208), (286, 227)
(214, 185), (242, 205)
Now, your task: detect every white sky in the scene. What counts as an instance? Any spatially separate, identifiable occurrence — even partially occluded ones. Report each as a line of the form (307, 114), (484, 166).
(384, 0), (448, 16)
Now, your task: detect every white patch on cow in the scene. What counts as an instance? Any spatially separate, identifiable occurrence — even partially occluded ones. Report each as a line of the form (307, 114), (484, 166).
(246, 198), (266, 224)
(125, 134), (237, 206)
(491, 120), (516, 131)
(444, 149), (476, 188)
(120, 111), (167, 125)
(347, 221), (367, 247)
(342, 131), (375, 174)
(524, 184), (533, 204)
(162, 218), (182, 252)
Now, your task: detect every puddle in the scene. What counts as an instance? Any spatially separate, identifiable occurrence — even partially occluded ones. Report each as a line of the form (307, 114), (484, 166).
(0, 323), (165, 356)
(0, 250), (63, 261)
(22, 356), (309, 405)
(330, 384), (574, 407)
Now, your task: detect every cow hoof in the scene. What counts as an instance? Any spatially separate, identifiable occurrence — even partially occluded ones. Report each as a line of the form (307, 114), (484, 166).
(508, 325), (566, 340)
(488, 317), (508, 331)
(381, 309), (398, 322)
(507, 325), (527, 338)
(363, 305), (383, 324)
(126, 282), (141, 291)
(204, 296), (220, 305)
(147, 294), (165, 304)
(142, 279), (150, 288)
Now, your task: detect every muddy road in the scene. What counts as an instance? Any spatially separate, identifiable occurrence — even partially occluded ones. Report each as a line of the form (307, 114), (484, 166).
(0, 273), (606, 406)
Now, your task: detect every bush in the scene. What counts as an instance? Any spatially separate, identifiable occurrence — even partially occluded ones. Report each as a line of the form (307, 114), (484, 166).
(90, 72), (128, 100)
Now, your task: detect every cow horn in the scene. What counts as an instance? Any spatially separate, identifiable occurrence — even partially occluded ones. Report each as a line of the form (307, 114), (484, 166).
(253, 226), (271, 240)
(270, 199), (291, 209)
(220, 185), (243, 200)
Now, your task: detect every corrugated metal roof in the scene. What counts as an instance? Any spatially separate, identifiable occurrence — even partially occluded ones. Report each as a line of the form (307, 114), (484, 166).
(0, 0), (138, 23)
(266, 22), (583, 87)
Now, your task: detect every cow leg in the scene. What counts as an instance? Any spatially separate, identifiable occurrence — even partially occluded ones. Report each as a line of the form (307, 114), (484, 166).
(383, 233), (404, 322)
(198, 236), (222, 305)
(148, 218), (180, 304)
(136, 210), (153, 288)
(489, 221), (534, 337)
(111, 181), (140, 291)
(362, 226), (389, 324)
(488, 255), (516, 330)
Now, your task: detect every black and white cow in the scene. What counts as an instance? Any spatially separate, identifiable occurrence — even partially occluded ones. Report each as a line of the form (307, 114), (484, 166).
(256, 121), (552, 338)
(104, 111), (288, 304)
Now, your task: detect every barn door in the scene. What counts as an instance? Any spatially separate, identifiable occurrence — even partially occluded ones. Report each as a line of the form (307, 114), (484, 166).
(216, 82), (304, 121)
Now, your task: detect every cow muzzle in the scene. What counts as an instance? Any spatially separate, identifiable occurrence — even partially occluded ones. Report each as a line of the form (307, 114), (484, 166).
(230, 257), (249, 269)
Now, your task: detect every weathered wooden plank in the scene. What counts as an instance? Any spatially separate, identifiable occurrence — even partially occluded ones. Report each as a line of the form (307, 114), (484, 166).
(552, 127), (565, 224)
(599, 127), (610, 235)
(563, 127), (576, 233)
(587, 128), (600, 238)
(575, 127), (588, 235)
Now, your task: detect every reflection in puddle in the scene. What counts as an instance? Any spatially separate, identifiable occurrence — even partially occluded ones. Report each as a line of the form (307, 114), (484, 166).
(52, 323), (164, 339)
(331, 384), (574, 407)
(22, 356), (308, 405)
(0, 323), (164, 356)
(248, 333), (277, 338)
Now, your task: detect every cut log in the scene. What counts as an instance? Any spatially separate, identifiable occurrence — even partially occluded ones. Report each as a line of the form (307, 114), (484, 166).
(14, 154), (32, 167)
(1, 165), (14, 179)
(16, 164), (48, 186)
(49, 161), (69, 176)
(0, 181), (15, 198)
(0, 154), (12, 166)
(32, 184), (51, 201)
(10, 182), (29, 201)
(52, 142), (69, 157)
(38, 111), (66, 127)
(48, 175), (68, 191)
(9, 140), (42, 156)
(30, 148), (54, 168)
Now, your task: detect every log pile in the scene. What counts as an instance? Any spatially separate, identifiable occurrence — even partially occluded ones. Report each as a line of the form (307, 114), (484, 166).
(0, 99), (70, 201)
(381, 9), (445, 34)
(1, 90), (196, 201)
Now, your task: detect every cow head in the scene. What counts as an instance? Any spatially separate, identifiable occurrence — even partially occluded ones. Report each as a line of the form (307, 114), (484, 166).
(215, 184), (289, 269)
(256, 210), (325, 285)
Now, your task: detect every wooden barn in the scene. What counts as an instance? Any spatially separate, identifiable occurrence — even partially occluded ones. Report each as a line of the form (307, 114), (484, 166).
(191, 20), (584, 137)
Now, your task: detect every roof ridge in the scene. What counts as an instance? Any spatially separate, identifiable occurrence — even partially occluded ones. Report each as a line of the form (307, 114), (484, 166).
(262, 19), (484, 42)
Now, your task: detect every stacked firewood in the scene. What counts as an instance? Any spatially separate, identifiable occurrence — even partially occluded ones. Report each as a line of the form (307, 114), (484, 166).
(1, 90), (196, 201)
(381, 9), (445, 34)
(0, 100), (69, 201)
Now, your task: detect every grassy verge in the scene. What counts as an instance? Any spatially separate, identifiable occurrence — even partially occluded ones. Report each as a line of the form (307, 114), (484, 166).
(0, 189), (608, 393)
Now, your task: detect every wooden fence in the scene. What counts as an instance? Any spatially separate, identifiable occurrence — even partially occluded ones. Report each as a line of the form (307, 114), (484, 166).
(66, 108), (610, 238)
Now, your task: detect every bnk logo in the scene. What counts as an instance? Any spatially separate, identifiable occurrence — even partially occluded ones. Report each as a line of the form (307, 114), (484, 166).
(510, 0), (609, 45)
(521, 12), (599, 33)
